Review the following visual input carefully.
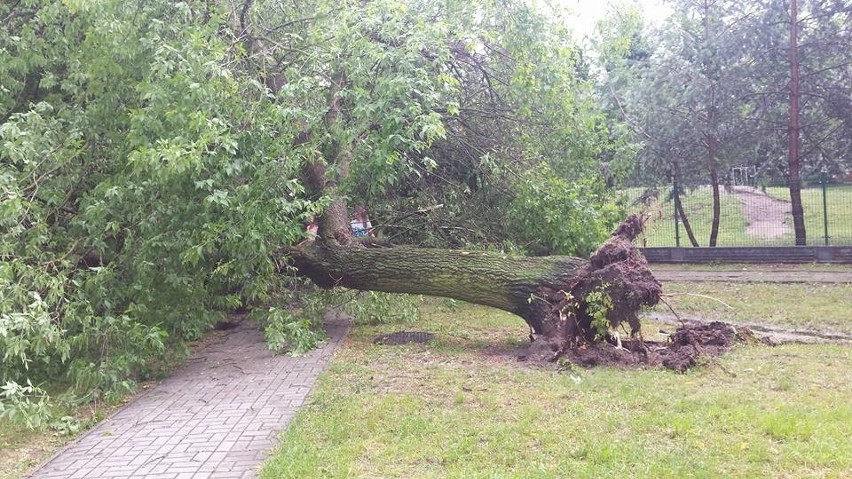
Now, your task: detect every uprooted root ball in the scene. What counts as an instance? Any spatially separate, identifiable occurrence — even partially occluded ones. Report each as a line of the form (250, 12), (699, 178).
(535, 214), (662, 347)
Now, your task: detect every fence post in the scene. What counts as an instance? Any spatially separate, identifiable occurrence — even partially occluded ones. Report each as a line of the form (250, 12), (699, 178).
(821, 172), (829, 246)
(673, 179), (681, 247)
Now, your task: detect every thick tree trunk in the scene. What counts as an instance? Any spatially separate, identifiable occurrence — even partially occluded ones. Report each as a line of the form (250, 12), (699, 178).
(285, 215), (662, 348)
(290, 244), (584, 335)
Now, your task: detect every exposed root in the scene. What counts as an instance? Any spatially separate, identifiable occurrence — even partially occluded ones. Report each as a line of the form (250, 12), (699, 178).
(521, 321), (754, 372)
(524, 214), (757, 372)
(659, 296), (685, 327)
(537, 214), (662, 344)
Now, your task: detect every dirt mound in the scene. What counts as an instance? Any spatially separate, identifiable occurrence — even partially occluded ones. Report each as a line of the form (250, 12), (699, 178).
(521, 321), (760, 372)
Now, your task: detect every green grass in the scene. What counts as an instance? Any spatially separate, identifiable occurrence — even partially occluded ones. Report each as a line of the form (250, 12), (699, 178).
(624, 186), (750, 247)
(764, 185), (852, 246)
(653, 282), (852, 334)
(0, 402), (114, 479)
(0, 422), (57, 479)
(261, 301), (852, 479)
(622, 184), (852, 246)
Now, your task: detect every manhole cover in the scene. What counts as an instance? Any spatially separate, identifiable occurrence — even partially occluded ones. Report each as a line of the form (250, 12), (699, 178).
(373, 331), (435, 345)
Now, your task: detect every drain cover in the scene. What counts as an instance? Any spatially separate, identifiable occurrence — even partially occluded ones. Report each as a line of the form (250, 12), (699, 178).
(373, 331), (435, 345)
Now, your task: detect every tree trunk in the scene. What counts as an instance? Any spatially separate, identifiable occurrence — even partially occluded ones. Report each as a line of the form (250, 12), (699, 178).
(709, 162), (721, 247)
(788, 0), (807, 246)
(285, 215), (662, 348)
(290, 244), (583, 334)
(672, 165), (699, 247)
(674, 189), (700, 247)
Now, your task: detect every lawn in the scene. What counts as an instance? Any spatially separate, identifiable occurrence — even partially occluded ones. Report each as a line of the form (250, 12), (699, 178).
(652, 282), (852, 334)
(0, 402), (116, 479)
(764, 185), (852, 246)
(623, 184), (852, 247)
(261, 300), (852, 479)
(623, 186), (751, 247)
(0, 422), (64, 479)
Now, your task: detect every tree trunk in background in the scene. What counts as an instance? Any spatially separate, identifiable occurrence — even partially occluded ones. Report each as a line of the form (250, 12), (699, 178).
(674, 190), (700, 247)
(709, 160), (721, 247)
(788, 0), (807, 246)
(708, 173), (721, 247)
(672, 164), (699, 247)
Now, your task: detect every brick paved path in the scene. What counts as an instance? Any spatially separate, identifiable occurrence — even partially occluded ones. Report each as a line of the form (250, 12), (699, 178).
(29, 311), (351, 479)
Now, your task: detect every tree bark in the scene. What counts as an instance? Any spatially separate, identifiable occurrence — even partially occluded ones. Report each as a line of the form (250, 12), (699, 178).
(788, 0), (807, 246)
(709, 159), (721, 247)
(284, 215), (662, 347)
(289, 244), (584, 334)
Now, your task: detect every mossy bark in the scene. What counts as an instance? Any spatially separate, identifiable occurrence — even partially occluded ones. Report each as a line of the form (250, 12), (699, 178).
(285, 216), (661, 354)
(288, 243), (596, 337)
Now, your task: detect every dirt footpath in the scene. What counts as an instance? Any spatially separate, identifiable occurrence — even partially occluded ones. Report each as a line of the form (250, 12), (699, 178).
(730, 186), (792, 239)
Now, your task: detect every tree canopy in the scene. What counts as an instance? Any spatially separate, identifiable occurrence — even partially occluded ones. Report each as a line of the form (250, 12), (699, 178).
(1, 0), (621, 420)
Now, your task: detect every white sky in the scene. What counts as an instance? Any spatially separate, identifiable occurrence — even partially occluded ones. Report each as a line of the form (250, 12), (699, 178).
(559, 0), (673, 39)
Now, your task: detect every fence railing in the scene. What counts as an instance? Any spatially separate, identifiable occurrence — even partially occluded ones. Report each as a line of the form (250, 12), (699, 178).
(623, 177), (852, 247)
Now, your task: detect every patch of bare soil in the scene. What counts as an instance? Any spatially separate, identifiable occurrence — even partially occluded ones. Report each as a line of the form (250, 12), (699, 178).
(520, 321), (765, 372)
(647, 313), (852, 344)
(730, 186), (791, 239)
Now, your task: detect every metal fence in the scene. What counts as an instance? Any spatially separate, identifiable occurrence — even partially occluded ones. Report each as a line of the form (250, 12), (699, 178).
(625, 176), (852, 247)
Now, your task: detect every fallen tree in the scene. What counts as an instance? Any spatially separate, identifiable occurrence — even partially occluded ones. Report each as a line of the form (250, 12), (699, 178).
(284, 214), (663, 358)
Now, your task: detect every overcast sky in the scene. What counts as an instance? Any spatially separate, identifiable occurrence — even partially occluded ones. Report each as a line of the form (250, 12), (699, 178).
(560, 0), (672, 39)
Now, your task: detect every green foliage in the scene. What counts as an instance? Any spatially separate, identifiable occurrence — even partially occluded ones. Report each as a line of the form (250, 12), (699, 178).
(343, 292), (421, 326)
(1, 0), (313, 423)
(584, 285), (614, 340)
(1, 0), (625, 425)
(328, 0), (619, 255)
(258, 307), (324, 356)
(254, 287), (421, 354)
(0, 381), (51, 430)
(507, 163), (623, 256)
(48, 415), (85, 437)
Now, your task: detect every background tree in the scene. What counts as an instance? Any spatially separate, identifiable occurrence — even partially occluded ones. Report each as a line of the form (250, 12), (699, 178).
(741, 0), (852, 245)
(606, 0), (759, 247)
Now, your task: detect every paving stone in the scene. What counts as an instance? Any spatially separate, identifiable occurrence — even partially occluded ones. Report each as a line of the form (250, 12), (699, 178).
(28, 311), (350, 479)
